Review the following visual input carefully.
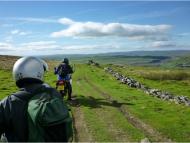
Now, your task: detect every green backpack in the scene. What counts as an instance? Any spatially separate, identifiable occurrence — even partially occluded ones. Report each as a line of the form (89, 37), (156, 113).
(27, 86), (73, 142)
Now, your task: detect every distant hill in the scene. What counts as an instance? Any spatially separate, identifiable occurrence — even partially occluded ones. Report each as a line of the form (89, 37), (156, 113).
(163, 56), (190, 68)
(41, 50), (190, 59)
(107, 50), (190, 57)
(1, 50), (190, 68)
(40, 50), (190, 67)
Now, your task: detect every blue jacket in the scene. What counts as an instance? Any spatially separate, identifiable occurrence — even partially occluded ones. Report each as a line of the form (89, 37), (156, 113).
(54, 65), (73, 81)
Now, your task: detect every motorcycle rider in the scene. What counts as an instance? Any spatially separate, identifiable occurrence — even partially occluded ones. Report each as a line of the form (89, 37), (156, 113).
(54, 58), (73, 100)
(0, 56), (69, 142)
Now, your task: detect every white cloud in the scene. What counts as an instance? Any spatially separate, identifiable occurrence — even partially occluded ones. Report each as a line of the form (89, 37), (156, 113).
(51, 18), (171, 39)
(4, 36), (13, 43)
(151, 41), (176, 48)
(10, 29), (30, 36)
(0, 40), (128, 55)
(1, 40), (190, 56)
(19, 17), (57, 23)
(0, 24), (14, 28)
(3, 17), (57, 23)
(19, 32), (28, 36)
(16, 17), (57, 23)
(52, 44), (126, 54)
(0, 42), (12, 48)
(62, 44), (106, 50)
(21, 41), (59, 50)
(11, 29), (20, 35)
(0, 42), (15, 52)
(177, 33), (190, 37)
(0, 41), (61, 55)
(58, 18), (75, 25)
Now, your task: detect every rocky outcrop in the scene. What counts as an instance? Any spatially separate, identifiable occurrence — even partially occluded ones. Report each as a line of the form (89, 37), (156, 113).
(140, 138), (150, 143)
(87, 60), (100, 67)
(104, 67), (190, 106)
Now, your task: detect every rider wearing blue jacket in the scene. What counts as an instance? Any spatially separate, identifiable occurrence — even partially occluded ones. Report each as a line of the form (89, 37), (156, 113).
(54, 58), (73, 100)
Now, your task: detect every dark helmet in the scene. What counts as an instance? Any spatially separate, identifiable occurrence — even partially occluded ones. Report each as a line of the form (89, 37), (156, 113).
(63, 58), (69, 65)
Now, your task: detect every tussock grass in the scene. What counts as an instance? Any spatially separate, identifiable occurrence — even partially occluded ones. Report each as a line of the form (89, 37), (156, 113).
(0, 55), (20, 70)
(140, 71), (190, 80)
(0, 55), (58, 70)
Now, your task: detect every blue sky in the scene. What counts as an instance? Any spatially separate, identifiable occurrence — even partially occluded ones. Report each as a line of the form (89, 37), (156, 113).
(0, 1), (190, 55)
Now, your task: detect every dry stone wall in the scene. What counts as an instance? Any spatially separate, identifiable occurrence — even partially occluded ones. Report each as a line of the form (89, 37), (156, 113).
(104, 67), (190, 106)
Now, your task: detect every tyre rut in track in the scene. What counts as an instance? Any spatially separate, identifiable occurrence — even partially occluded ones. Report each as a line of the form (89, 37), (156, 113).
(83, 76), (172, 142)
(71, 103), (93, 142)
(70, 80), (94, 142)
(75, 78), (130, 141)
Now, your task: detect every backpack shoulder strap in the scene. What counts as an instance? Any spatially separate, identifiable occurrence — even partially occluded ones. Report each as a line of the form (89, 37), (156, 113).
(13, 90), (32, 101)
(13, 84), (47, 101)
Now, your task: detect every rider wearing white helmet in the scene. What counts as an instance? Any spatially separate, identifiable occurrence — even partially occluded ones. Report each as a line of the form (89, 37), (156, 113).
(13, 56), (48, 87)
(0, 56), (61, 142)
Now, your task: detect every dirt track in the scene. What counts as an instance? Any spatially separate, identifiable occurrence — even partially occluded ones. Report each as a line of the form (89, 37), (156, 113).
(71, 76), (172, 142)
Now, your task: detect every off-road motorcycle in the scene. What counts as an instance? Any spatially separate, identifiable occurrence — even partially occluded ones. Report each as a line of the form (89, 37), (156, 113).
(56, 79), (67, 97)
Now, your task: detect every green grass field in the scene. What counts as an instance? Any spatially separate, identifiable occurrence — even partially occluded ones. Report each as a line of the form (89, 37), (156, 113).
(1, 56), (190, 142)
(71, 64), (190, 142)
(109, 65), (190, 97)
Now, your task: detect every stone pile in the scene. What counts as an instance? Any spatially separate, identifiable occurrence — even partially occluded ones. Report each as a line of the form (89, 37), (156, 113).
(88, 60), (100, 67)
(104, 67), (190, 106)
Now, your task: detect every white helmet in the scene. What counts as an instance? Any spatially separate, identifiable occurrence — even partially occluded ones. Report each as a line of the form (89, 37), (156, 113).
(13, 56), (48, 83)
